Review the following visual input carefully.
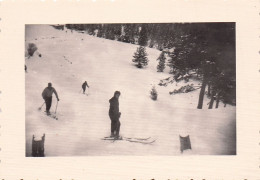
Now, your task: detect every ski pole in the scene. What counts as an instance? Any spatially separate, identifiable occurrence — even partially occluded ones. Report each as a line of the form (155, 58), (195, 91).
(55, 101), (58, 114)
(79, 88), (82, 93)
(38, 102), (45, 111)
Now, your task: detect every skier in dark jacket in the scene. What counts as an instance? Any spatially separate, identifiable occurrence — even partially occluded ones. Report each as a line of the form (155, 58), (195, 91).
(42, 82), (59, 115)
(109, 91), (121, 138)
(82, 81), (89, 94)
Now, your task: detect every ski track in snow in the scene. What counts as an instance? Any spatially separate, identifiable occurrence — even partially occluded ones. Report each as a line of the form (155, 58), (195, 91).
(25, 25), (236, 156)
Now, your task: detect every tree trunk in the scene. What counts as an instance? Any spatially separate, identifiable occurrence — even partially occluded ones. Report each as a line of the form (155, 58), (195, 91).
(208, 84), (211, 96)
(208, 91), (216, 109)
(215, 93), (220, 109)
(197, 77), (207, 109)
(208, 96), (214, 109)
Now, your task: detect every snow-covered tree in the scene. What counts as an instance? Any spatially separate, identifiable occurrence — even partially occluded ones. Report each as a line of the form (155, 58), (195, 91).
(150, 86), (158, 100)
(121, 24), (137, 43)
(132, 46), (149, 68)
(138, 24), (148, 46)
(157, 51), (166, 72)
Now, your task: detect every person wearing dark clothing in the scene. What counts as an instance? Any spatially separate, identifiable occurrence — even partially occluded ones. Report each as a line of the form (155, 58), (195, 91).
(82, 81), (89, 94)
(42, 83), (59, 115)
(25, 65), (27, 73)
(109, 91), (121, 138)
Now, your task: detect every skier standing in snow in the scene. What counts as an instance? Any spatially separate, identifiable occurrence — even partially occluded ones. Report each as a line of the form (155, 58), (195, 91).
(42, 82), (60, 115)
(82, 81), (89, 94)
(109, 91), (121, 138)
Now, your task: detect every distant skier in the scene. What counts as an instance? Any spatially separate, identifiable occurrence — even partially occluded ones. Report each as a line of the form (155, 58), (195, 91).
(42, 83), (60, 115)
(82, 81), (89, 94)
(109, 91), (121, 138)
(25, 65), (27, 73)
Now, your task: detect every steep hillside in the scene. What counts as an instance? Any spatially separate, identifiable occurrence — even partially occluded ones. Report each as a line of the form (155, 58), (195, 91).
(25, 25), (236, 156)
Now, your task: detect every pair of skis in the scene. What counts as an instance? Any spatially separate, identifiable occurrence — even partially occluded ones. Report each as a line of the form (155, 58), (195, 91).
(102, 136), (156, 144)
(42, 111), (58, 120)
(38, 101), (59, 120)
(46, 112), (58, 120)
(38, 106), (58, 120)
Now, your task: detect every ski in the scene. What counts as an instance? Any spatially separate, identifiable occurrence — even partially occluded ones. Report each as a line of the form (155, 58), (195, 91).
(102, 136), (155, 144)
(102, 137), (123, 141)
(124, 137), (151, 141)
(124, 139), (156, 144)
(103, 136), (151, 141)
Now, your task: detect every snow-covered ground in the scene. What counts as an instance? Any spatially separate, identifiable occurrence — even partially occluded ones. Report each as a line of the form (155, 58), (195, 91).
(25, 25), (236, 156)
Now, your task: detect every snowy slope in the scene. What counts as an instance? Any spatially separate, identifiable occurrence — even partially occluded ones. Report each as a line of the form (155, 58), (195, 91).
(25, 25), (236, 156)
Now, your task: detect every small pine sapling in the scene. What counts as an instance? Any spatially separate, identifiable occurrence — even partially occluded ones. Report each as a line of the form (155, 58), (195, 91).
(150, 86), (158, 101)
(132, 46), (149, 68)
(157, 51), (166, 72)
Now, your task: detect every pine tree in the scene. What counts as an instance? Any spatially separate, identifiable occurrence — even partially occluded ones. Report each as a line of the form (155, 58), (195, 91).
(113, 24), (122, 40)
(157, 51), (166, 72)
(97, 27), (103, 38)
(121, 24), (134, 43)
(132, 46), (149, 68)
(138, 24), (148, 46)
(150, 85), (158, 101)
